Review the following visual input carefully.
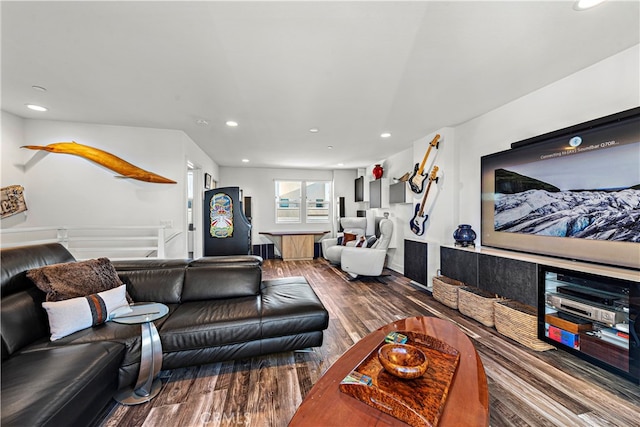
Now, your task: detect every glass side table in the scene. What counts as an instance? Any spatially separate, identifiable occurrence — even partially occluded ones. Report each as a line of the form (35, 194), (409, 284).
(112, 302), (169, 405)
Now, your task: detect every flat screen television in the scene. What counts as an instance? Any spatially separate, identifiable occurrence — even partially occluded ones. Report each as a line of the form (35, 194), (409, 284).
(481, 107), (640, 270)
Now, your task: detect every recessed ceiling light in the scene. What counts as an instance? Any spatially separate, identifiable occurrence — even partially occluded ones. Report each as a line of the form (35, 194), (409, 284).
(327, 145), (333, 150)
(573, 0), (606, 10)
(380, 132), (391, 138)
(25, 104), (48, 112)
(309, 128), (319, 133)
(31, 85), (47, 92)
(337, 163), (344, 166)
(226, 120), (238, 127)
(242, 159), (249, 163)
(196, 119), (209, 126)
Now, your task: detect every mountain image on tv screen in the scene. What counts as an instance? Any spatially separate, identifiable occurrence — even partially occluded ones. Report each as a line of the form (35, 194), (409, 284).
(494, 141), (640, 242)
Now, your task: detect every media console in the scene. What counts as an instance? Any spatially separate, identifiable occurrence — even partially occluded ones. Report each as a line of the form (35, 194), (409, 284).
(539, 265), (638, 383)
(440, 245), (639, 384)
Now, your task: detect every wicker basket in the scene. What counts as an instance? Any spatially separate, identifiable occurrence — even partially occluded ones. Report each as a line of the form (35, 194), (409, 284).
(432, 275), (465, 309)
(494, 300), (555, 352)
(458, 286), (500, 327)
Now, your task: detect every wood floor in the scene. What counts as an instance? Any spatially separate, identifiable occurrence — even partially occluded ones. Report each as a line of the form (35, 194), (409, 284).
(99, 259), (640, 427)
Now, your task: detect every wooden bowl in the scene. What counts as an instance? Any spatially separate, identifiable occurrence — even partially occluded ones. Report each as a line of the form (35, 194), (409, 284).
(378, 343), (429, 379)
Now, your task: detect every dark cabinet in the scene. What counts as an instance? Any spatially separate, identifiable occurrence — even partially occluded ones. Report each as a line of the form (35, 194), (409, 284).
(369, 178), (388, 208)
(440, 246), (537, 306)
(441, 245), (639, 384)
(355, 176), (364, 202)
(539, 265), (638, 383)
(370, 179), (381, 208)
(404, 240), (428, 286)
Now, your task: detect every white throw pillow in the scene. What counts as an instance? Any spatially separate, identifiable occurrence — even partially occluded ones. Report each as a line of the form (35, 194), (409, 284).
(42, 284), (131, 341)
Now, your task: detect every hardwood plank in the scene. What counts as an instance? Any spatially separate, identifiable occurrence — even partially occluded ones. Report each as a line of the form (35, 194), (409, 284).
(98, 259), (640, 427)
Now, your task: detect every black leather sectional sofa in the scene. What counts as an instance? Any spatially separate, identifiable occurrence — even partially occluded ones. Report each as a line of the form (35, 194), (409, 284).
(1, 243), (329, 426)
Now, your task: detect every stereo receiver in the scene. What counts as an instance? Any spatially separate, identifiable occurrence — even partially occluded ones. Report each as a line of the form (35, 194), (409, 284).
(546, 293), (626, 327)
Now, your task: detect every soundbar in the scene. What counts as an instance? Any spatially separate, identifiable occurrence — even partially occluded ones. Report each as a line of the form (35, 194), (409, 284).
(546, 293), (626, 327)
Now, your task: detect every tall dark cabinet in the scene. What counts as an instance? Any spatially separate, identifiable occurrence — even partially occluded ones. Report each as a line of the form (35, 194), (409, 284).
(355, 176), (364, 202)
(203, 186), (252, 256)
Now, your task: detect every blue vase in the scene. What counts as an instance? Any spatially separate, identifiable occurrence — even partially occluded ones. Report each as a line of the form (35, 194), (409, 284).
(453, 224), (476, 247)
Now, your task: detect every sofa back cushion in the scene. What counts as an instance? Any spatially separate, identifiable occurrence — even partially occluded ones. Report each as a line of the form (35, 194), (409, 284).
(183, 259), (262, 301)
(1, 243), (75, 297)
(1, 244), (76, 360)
(112, 259), (188, 304)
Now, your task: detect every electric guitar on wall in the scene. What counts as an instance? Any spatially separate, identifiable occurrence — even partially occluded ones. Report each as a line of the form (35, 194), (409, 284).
(410, 166), (439, 236)
(408, 134), (441, 194)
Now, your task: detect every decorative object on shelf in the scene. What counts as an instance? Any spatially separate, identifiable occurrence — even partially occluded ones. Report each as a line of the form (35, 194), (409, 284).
(204, 173), (212, 189)
(409, 134), (441, 194)
(1, 185), (27, 218)
(21, 141), (176, 183)
(373, 164), (384, 179)
(453, 224), (476, 247)
(393, 171), (410, 182)
(409, 166), (439, 236)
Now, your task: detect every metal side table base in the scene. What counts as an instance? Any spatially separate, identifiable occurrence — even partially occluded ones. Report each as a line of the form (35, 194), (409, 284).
(114, 378), (163, 405)
(113, 303), (167, 405)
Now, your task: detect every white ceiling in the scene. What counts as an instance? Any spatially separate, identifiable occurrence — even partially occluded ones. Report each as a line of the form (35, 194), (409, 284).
(2, 1), (639, 170)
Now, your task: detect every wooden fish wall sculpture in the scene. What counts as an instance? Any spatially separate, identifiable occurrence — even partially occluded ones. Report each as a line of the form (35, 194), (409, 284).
(21, 141), (176, 184)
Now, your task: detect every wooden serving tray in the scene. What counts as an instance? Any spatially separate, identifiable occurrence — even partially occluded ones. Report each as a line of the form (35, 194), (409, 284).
(339, 331), (460, 427)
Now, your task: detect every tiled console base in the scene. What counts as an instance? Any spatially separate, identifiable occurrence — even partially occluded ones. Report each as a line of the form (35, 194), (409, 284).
(440, 246), (537, 306)
(439, 245), (638, 308)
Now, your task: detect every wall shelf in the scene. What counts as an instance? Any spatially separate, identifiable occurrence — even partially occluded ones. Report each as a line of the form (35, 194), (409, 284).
(389, 181), (412, 204)
(369, 178), (389, 208)
(354, 176), (370, 203)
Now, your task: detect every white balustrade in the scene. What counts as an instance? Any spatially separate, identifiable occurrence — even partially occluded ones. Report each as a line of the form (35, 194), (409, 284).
(0, 225), (175, 259)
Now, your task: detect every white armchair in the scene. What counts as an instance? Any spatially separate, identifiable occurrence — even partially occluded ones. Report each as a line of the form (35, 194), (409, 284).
(322, 217), (367, 264)
(341, 218), (394, 278)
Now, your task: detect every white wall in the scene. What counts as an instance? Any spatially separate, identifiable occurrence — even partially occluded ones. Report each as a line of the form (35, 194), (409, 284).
(219, 167), (351, 246)
(0, 113), (218, 258)
(361, 147), (412, 272)
(456, 44), (640, 240)
(333, 168), (358, 218)
(364, 128), (457, 280)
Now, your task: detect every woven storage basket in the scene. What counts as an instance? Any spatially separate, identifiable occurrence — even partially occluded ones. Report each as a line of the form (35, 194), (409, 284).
(458, 286), (500, 327)
(494, 300), (555, 352)
(432, 275), (465, 309)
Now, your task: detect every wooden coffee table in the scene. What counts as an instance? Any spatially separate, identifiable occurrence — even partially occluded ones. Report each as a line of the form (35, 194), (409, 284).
(289, 316), (489, 426)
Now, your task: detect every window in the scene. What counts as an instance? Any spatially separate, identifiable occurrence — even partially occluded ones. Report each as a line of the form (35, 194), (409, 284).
(305, 181), (330, 223)
(275, 180), (330, 224)
(275, 181), (301, 223)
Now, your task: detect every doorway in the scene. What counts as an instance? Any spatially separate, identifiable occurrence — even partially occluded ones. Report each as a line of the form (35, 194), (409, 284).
(186, 162), (204, 259)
